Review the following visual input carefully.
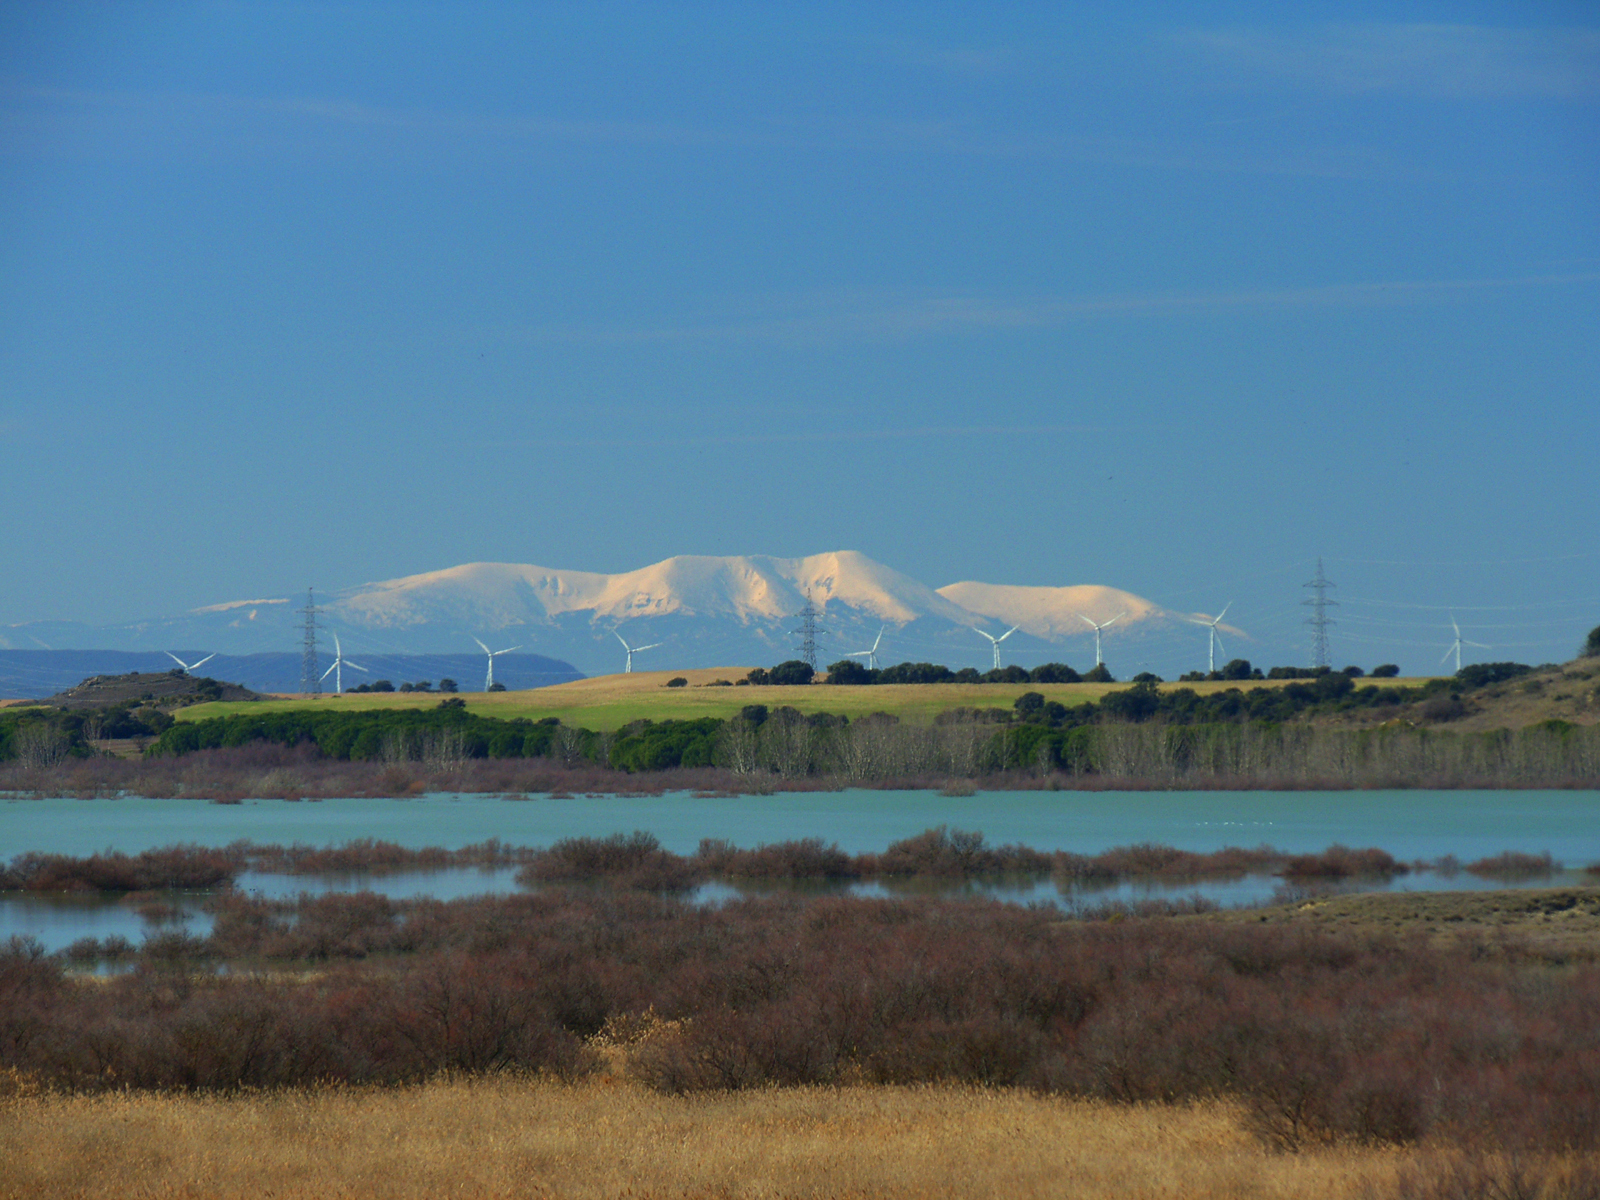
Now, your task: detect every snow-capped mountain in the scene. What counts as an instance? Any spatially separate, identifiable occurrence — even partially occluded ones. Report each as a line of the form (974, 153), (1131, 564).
(334, 552), (977, 630)
(936, 582), (1165, 640)
(4, 551), (1234, 679)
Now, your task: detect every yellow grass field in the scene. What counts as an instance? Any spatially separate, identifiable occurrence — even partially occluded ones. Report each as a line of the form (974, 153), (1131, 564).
(0, 1075), (1467, 1200)
(174, 669), (1427, 732)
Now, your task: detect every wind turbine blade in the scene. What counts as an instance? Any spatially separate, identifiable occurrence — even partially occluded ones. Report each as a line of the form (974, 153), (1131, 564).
(346, 661), (368, 672)
(473, 637), (491, 655)
(332, 633), (342, 656)
(636, 643), (662, 652)
(872, 627), (884, 652)
(1440, 646), (1456, 667)
(1076, 613), (1096, 630)
(321, 662), (338, 680)
(1214, 634), (1225, 659)
(495, 645), (522, 656)
(1216, 602), (1232, 623)
(1451, 615), (1460, 638)
(191, 654), (215, 670)
(997, 627), (1017, 643)
(165, 652), (187, 669)
(975, 629), (996, 644)
(1465, 640), (1490, 649)
(614, 631), (630, 651)
(1104, 612), (1127, 629)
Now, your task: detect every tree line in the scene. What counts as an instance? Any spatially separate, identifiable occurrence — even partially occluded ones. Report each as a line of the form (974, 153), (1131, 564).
(94, 664), (1593, 788)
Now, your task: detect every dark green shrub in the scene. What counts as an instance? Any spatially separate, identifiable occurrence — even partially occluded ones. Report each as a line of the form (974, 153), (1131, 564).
(767, 660), (816, 686)
(824, 660), (871, 685)
(1455, 662), (1531, 688)
(1029, 663), (1081, 684)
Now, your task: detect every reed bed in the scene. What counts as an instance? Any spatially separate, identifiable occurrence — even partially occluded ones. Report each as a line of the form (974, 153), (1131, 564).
(2, 830), (1553, 896)
(7, 1076), (1595, 1200)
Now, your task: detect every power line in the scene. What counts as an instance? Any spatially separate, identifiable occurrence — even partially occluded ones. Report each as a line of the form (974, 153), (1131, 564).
(1342, 596), (1600, 612)
(299, 588), (321, 695)
(1302, 557), (1337, 669)
(1327, 551), (1600, 567)
(790, 588), (826, 670)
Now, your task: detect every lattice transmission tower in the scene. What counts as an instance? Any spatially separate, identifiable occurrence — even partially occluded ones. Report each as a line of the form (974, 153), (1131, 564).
(1302, 558), (1337, 669)
(791, 588), (827, 669)
(299, 587), (322, 695)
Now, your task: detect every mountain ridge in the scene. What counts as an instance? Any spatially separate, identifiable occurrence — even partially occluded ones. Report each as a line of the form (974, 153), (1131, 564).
(2, 551), (1236, 677)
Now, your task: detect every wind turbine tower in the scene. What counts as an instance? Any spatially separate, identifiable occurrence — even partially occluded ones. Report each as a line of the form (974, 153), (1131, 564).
(319, 633), (368, 695)
(1441, 614), (1489, 674)
(1077, 612), (1126, 667)
(614, 630), (661, 674)
(847, 627), (886, 671)
(165, 652), (216, 675)
(974, 625), (1018, 670)
(1193, 603), (1232, 674)
(472, 637), (522, 691)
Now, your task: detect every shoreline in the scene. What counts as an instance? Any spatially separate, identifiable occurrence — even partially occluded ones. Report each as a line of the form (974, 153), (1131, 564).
(5, 755), (1599, 801)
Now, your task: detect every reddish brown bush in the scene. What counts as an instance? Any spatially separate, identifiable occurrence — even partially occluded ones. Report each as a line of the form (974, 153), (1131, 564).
(1280, 845), (1405, 880)
(696, 837), (860, 880)
(517, 832), (704, 891)
(1054, 843), (1284, 883)
(862, 827), (1052, 877)
(1465, 851), (1557, 880)
(10, 882), (1600, 1155)
(0, 845), (244, 892)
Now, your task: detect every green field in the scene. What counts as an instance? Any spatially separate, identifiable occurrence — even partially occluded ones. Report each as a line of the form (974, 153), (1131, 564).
(174, 667), (1428, 732)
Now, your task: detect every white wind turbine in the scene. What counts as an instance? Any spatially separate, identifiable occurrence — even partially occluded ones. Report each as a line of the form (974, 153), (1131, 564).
(847, 626), (886, 671)
(975, 625), (1019, 670)
(1191, 603), (1233, 674)
(472, 637), (522, 691)
(614, 629), (661, 674)
(165, 651), (216, 675)
(1077, 611), (1126, 667)
(319, 633), (368, 695)
(1441, 613), (1489, 674)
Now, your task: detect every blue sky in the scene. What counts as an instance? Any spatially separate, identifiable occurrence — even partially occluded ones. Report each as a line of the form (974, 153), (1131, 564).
(2, 1), (1597, 673)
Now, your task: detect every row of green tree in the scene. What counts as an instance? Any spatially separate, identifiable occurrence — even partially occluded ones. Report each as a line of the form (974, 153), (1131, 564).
(125, 686), (1598, 784)
(0, 655), (1558, 769)
(343, 678), (498, 694)
(127, 668), (1470, 771)
(751, 659), (1423, 688)
(749, 660), (1114, 686)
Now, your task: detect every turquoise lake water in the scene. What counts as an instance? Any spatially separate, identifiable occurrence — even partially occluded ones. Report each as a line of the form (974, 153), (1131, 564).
(5, 788), (1598, 860)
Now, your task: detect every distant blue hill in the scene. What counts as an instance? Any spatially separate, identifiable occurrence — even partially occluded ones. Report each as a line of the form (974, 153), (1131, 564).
(0, 651), (583, 700)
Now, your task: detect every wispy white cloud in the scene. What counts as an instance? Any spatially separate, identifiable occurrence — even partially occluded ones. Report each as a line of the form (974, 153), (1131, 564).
(882, 40), (1023, 78)
(1182, 24), (1600, 99)
(0, 77), (1444, 182)
(503, 272), (1600, 348)
(0, 80), (754, 153)
(490, 423), (1116, 451)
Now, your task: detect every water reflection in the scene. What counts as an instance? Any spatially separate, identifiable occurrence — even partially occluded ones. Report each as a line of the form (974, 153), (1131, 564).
(8, 861), (1588, 956)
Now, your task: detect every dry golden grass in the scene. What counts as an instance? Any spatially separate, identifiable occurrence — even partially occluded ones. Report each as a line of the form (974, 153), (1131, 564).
(1206, 884), (1600, 962)
(1446, 661), (1600, 731)
(176, 669), (1427, 732)
(0, 1076), (1432, 1200)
